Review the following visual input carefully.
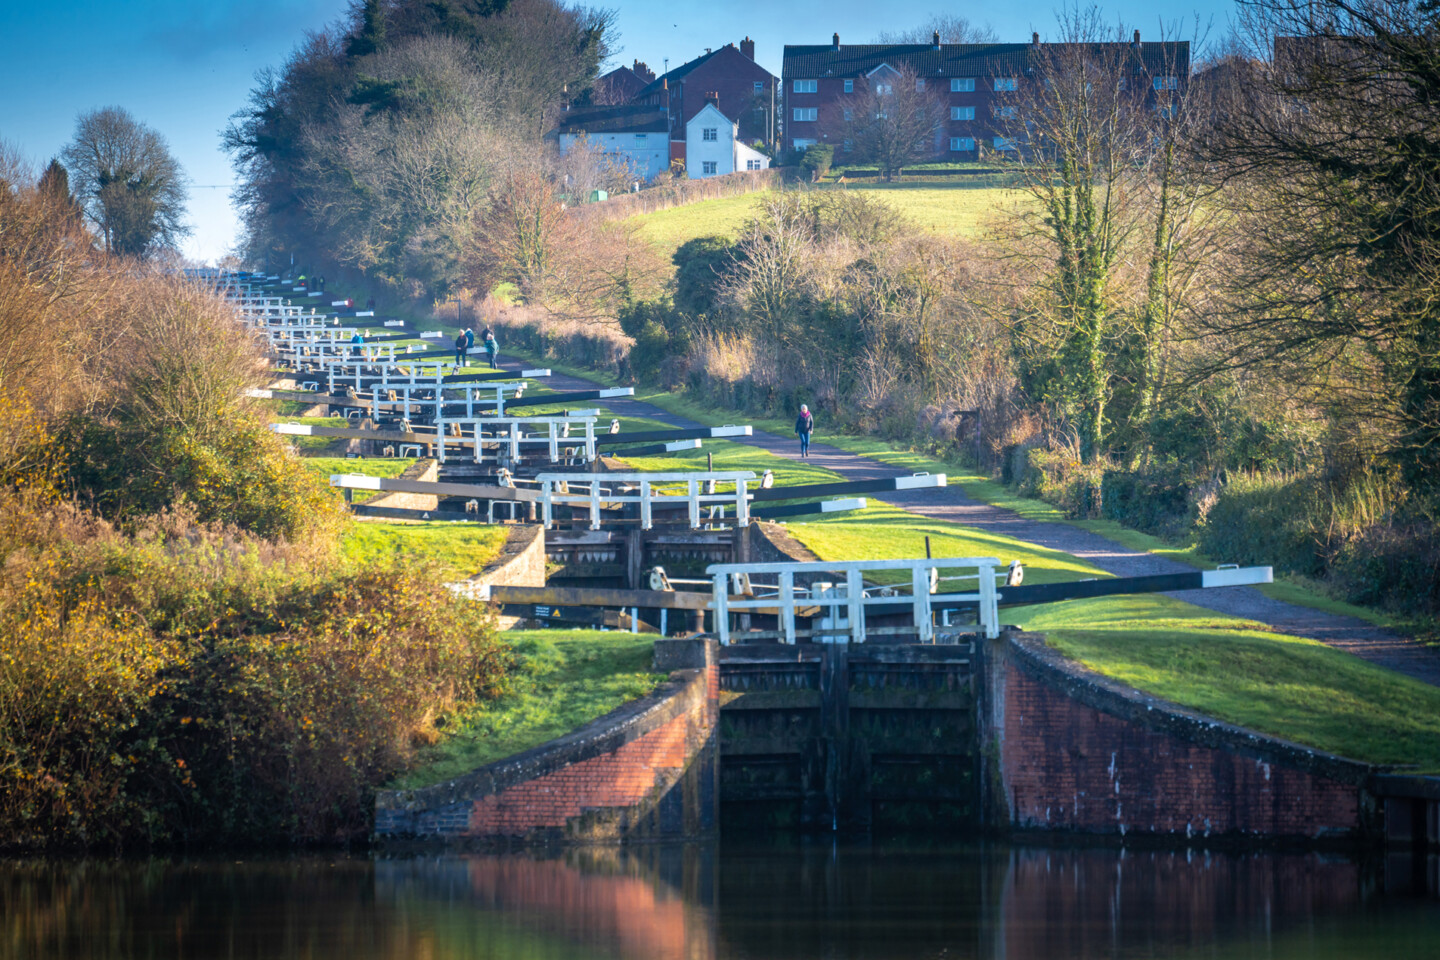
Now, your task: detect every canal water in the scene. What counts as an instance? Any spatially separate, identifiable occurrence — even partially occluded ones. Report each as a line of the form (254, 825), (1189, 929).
(3, 843), (1436, 959)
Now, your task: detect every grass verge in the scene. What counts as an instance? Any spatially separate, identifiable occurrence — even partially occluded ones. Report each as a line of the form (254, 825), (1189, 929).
(342, 521), (508, 578)
(391, 630), (663, 789)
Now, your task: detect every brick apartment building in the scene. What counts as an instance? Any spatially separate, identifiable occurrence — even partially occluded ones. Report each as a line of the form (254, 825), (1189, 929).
(781, 31), (1189, 159)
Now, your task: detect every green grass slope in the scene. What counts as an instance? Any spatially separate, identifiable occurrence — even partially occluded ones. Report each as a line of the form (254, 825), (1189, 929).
(627, 183), (1024, 262)
(392, 630), (663, 789)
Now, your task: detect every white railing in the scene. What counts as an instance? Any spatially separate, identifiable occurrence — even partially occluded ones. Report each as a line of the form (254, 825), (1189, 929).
(443, 416), (599, 465)
(535, 471), (756, 531)
(705, 556), (1005, 644)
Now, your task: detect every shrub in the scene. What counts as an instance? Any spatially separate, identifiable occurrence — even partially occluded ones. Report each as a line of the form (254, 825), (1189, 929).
(0, 490), (507, 849)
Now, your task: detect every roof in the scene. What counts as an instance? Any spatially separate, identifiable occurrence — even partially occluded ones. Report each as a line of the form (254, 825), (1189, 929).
(594, 65), (649, 105)
(686, 102), (737, 127)
(554, 104), (670, 136)
(634, 44), (776, 100)
(781, 41), (1189, 79)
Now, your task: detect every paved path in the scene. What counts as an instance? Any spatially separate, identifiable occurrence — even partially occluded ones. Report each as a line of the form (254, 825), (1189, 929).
(505, 362), (1440, 686)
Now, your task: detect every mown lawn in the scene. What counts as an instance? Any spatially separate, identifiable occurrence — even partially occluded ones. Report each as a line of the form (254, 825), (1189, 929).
(342, 520), (508, 578)
(391, 630), (663, 789)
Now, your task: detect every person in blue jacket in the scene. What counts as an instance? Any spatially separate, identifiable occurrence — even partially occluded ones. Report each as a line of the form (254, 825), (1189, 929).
(795, 404), (814, 458)
(483, 328), (499, 369)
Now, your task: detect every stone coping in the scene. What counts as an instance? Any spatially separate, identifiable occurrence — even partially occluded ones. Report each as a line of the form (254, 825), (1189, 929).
(1003, 632), (1376, 787)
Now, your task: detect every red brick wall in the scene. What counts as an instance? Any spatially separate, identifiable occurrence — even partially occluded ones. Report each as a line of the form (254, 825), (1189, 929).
(468, 712), (694, 835)
(375, 644), (719, 843)
(998, 659), (1362, 839)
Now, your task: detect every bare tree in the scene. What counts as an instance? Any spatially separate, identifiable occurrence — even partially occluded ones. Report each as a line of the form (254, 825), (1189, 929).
(838, 66), (948, 180)
(993, 9), (1153, 460)
(876, 14), (999, 45)
(1202, 0), (1440, 479)
(62, 107), (188, 258)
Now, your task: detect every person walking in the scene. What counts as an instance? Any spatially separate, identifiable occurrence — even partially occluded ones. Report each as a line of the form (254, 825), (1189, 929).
(453, 330), (468, 367)
(483, 328), (499, 369)
(464, 327), (475, 352)
(794, 404), (814, 458)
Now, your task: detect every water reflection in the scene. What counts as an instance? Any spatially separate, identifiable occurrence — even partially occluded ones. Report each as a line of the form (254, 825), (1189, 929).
(2, 844), (1435, 960)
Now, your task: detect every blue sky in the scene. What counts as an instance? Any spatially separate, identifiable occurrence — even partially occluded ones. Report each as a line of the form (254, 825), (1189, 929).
(0, 1), (1232, 263)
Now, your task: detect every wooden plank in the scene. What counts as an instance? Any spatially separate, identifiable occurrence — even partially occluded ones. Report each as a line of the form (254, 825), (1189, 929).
(488, 584), (712, 611)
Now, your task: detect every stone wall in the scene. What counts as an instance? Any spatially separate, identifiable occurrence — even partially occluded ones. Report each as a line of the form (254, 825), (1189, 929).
(362, 458), (439, 511)
(467, 526), (546, 628)
(982, 633), (1379, 842)
(374, 638), (719, 845)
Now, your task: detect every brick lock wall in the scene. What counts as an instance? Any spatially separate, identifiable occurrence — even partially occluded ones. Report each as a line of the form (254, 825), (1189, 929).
(468, 713), (694, 835)
(376, 641), (719, 844)
(988, 636), (1372, 841)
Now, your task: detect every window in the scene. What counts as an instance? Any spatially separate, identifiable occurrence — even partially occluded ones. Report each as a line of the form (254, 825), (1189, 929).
(792, 138), (816, 151)
(754, 81), (765, 95)
(1153, 76), (1178, 90)
(793, 107), (817, 122)
(844, 79), (854, 93)
(746, 159), (763, 170)
(843, 108), (853, 121)
(950, 77), (975, 92)
(702, 161), (718, 175)
(951, 106), (975, 121)
(993, 105), (1017, 119)
(875, 82), (893, 95)
(949, 137), (976, 152)
(915, 78), (926, 91)
(1157, 103), (1177, 118)
(842, 139), (853, 152)
(793, 79), (817, 93)
(634, 133), (648, 147)
(992, 136), (1017, 150)
(702, 127), (718, 141)
(993, 77), (1018, 91)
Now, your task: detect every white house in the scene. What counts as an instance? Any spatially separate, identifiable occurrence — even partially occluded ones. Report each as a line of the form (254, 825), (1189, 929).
(684, 102), (771, 178)
(555, 106), (671, 182)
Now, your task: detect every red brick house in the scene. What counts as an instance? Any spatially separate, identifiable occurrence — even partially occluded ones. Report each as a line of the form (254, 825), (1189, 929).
(781, 31), (1189, 159)
(593, 60), (657, 105)
(632, 38), (778, 150)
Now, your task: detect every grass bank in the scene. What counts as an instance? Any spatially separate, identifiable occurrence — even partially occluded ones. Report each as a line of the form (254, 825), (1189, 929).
(391, 630), (663, 789)
(342, 521), (508, 578)
(627, 183), (1024, 263)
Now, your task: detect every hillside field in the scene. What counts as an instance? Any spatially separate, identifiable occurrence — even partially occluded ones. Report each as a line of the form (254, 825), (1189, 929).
(628, 183), (1028, 262)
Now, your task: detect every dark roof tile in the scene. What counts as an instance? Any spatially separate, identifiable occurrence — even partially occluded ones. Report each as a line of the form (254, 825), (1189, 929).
(781, 41), (1188, 79)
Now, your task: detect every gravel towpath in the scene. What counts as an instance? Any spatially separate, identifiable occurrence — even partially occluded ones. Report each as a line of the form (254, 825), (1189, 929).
(507, 361), (1440, 687)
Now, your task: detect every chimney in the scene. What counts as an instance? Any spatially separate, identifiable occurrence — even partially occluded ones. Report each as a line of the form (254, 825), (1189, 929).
(705, 91), (719, 107)
(1133, 29), (1141, 46)
(932, 30), (941, 50)
(705, 47), (712, 55)
(1032, 32), (1040, 48)
(832, 32), (840, 51)
(741, 36), (755, 60)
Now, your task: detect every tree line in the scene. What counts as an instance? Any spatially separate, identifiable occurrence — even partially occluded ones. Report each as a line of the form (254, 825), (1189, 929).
(498, 0), (1440, 623)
